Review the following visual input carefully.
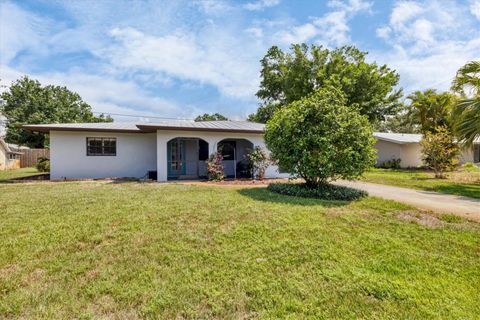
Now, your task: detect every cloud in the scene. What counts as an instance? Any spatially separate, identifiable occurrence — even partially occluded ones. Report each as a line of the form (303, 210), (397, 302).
(106, 27), (260, 98)
(373, 0), (480, 92)
(243, 0), (280, 11)
(0, 65), (186, 120)
(276, 0), (372, 46)
(0, 2), (51, 65)
(471, 0), (480, 19)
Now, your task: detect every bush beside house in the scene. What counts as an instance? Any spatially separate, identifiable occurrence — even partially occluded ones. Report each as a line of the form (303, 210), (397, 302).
(265, 86), (376, 198)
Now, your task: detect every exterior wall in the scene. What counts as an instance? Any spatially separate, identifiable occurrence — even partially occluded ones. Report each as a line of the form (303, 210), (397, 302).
(459, 144), (480, 164)
(156, 130), (289, 181)
(374, 140), (422, 168)
(50, 131), (156, 180)
(400, 143), (423, 168)
(374, 140), (402, 166)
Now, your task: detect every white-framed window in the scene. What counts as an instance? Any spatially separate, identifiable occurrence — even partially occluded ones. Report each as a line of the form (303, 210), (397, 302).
(86, 137), (117, 156)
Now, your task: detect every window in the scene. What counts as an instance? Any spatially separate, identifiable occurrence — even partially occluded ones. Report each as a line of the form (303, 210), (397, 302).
(86, 137), (116, 156)
(8, 153), (18, 160)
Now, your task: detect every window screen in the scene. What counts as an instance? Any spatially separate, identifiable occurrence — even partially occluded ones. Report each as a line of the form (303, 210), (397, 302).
(87, 137), (116, 156)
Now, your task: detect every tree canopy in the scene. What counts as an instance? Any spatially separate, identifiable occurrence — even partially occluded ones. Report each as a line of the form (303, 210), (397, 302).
(194, 113), (228, 122)
(405, 89), (456, 134)
(265, 86), (376, 187)
(249, 44), (402, 123)
(0, 76), (111, 148)
(451, 61), (480, 146)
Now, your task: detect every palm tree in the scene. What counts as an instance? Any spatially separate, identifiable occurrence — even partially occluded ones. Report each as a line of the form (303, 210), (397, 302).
(451, 61), (480, 146)
(406, 89), (455, 133)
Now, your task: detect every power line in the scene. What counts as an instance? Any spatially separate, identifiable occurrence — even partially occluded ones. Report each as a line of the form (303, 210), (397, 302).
(91, 111), (194, 121)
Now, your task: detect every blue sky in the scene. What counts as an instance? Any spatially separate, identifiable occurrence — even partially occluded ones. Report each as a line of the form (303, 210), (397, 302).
(1, 0), (479, 121)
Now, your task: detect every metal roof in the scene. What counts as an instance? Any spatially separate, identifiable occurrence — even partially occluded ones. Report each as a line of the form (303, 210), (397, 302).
(137, 120), (265, 133)
(20, 122), (479, 144)
(373, 132), (423, 144)
(22, 121), (265, 134)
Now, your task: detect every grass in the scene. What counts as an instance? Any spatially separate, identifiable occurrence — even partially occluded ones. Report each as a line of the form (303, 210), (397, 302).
(0, 167), (43, 182)
(362, 167), (480, 199)
(1, 182), (479, 319)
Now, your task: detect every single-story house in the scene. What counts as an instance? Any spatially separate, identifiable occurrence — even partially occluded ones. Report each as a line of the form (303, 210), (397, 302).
(22, 121), (480, 181)
(0, 138), (23, 170)
(373, 132), (479, 167)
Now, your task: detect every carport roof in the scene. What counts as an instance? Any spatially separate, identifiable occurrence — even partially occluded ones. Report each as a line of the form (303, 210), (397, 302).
(373, 132), (422, 144)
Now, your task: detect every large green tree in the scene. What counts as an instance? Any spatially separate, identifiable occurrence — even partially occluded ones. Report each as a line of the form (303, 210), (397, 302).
(0, 76), (111, 148)
(265, 86), (376, 187)
(405, 89), (455, 134)
(451, 61), (480, 146)
(249, 44), (402, 123)
(194, 113), (228, 122)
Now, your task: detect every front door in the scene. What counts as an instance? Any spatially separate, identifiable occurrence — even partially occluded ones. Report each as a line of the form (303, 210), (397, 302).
(167, 139), (186, 178)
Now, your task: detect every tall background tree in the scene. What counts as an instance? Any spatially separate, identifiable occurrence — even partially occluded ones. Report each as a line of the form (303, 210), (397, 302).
(194, 113), (228, 122)
(405, 89), (455, 133)
(451, 61), (480, 146)
(0, 76), (111, 148)
(249, 44), (402, 124)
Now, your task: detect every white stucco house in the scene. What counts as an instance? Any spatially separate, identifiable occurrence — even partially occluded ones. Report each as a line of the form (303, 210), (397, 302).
(22, 121), (480, 181)
(373, 132), (479, 167)
(23, 121), (290, 181)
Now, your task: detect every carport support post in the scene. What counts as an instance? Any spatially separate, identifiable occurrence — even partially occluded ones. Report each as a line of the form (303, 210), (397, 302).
(157, 133), (169, 182)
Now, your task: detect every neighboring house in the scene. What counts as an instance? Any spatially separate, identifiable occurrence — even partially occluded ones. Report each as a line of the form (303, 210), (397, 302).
(22, 121), (480, 180)
(0, 138), (23, 170)
(373, 132), (479, 168)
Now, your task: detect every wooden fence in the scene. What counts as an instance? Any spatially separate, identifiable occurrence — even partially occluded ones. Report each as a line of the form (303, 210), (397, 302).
(20, 149), (50, 168)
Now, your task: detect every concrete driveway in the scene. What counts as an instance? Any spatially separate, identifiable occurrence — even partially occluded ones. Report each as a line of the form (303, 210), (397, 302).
(335, 180), (480, 222)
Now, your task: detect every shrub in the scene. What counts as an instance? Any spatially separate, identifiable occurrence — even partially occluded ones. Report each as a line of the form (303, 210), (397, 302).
(461, 162), (480, 173)
(265, 86), (377, 188)
(246, 146), (270, 180)
(378, 158), (401, 169)
(420, 126), (459, 178)
(206, 151), (224, 181)
(268, 183), (367, 201)
(36, 156), (50, 172)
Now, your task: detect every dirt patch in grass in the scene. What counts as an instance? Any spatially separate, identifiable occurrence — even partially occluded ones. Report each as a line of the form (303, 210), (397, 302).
(397, 210), (478, 231)
(397, 211), (445, 228)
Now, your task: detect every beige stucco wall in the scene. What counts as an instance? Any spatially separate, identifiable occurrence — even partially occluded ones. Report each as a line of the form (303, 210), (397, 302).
(400, 143), (423, 167)
(374, 140), (422, 168)
(374, 140), (402, 166)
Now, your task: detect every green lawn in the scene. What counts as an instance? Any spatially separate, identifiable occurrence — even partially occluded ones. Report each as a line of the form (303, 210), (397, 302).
(1, 182), (479, 319)
(362, 168), (480, 199)
(0, 167), (43, 182)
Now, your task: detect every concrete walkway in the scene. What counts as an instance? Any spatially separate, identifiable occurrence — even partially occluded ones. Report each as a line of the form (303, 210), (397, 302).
(335, 180), (480, 222)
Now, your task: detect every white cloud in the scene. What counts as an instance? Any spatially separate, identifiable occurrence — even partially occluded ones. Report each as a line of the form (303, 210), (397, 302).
(243, 0), (280, 11)
(194, 0), (233, 15)
(0, 2), (50, 65)
(471, 0), (480, 19)
(276, 0), (372, 46)
(106, 27), (260, 98)
(373, 0), (480, 93)
(0, 64), (186, 120)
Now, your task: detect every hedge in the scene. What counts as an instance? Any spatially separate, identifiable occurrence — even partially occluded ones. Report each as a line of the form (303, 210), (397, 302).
(267, 182), (367, 201)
